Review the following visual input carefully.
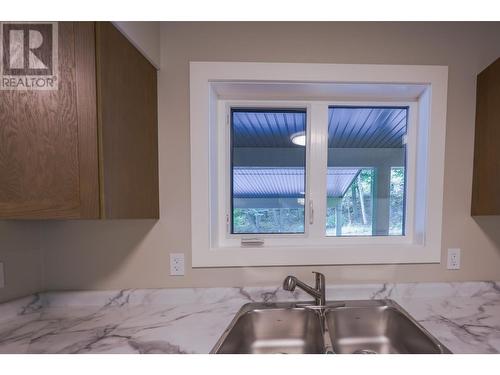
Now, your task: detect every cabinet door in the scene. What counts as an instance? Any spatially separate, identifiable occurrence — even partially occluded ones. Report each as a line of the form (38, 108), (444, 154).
(96, 22), (159, 219)
(472, 57), (500, 216)
(0, 22), (99, 219)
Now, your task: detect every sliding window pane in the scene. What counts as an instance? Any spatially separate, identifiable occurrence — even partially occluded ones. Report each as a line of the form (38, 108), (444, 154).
(326, 106), (408, 236)
(231, 109), (307, 234)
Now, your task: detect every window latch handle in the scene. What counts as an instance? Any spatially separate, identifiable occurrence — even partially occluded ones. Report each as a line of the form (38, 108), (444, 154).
(241, 238), (265, 247)
(309, 199), (314, 225)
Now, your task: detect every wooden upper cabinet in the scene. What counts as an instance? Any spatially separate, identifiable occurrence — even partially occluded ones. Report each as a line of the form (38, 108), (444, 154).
(472, 57), (500, 216)
(0, 22), (159, 219)
(96, 22), (159, 219)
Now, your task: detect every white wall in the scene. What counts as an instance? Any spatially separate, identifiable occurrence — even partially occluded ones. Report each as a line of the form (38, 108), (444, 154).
(0, 222), (43, 303)
(39, 22), (500, 291)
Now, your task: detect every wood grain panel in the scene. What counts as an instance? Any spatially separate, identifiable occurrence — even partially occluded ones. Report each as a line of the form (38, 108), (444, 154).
(74, 22), (100, 218)
(472, 57), (500, 216)
(95, 22), (159, 219)
(0, 22), (83, 219)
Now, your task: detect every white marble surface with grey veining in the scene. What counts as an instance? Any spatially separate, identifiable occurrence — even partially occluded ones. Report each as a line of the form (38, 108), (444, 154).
(1, 282), (500, 354)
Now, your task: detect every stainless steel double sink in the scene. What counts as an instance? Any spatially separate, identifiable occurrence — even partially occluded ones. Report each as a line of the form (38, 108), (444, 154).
(211, 299), (450, 354)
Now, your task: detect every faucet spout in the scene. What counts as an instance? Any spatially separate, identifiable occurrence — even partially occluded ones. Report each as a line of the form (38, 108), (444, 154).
(283, 272), (326, 306)
(283, 275), (297, 291)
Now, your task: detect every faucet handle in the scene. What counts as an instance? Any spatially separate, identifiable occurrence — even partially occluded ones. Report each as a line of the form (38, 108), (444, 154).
(312, 271), (325, 279)
(312, 271), (325, 288)
(312, 272), (326, 306)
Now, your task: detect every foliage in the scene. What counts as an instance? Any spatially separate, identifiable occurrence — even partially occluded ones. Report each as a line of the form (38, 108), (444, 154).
(326, 169), (373, 236)
(326, 167), (405, 236)
(389, 167), (405, 235)
(233, 168), (405, 236)
(233, 207), (304, 233)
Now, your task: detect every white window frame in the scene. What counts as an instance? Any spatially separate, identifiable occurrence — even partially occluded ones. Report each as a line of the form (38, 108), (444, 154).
(190, 62), (448, 267)
(217, 100), (417, 247)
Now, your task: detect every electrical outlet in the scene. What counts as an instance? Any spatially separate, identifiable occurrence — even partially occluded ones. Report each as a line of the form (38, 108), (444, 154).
(170, 253), (185, 276)
(0, 262), (4, 288)
(447, 248), (461, 270)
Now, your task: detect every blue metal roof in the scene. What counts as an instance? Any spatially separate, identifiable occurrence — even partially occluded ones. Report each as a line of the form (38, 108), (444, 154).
(231, 107), (404, 201)
(232, 110), (306, 148)
(328, 107), (407, 148)
(232, 107), (407, 148)
(326, 168), (362, 198)
(233, 167), (360, 199)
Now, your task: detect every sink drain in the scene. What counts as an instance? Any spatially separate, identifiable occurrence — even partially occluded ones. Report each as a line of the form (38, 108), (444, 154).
(352, 349), (377, 354)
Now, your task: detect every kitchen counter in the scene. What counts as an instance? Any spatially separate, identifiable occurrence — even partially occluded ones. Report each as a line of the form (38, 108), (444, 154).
(1, 281), (500, 354)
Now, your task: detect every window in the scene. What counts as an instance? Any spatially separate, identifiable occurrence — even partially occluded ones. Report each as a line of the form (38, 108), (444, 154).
(326, 106), (408, 237)
(231, 108), (307, 234)
(190, 62), (448, 267)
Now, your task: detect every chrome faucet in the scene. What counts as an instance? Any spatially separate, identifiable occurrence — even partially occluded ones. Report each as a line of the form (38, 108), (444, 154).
(283, 272), (326, 306)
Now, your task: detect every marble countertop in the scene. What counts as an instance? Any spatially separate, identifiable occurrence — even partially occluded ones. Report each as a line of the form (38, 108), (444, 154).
(1, 281), (500, 354)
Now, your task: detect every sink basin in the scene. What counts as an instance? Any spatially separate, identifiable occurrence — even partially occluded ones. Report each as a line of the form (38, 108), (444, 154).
(212, 304), (326, 354)
(212, 300), (450, 354)
(325, 300), (449, 354)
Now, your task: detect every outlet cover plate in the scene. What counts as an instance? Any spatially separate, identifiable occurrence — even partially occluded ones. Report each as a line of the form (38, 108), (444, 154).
(170, 253), (185, 276)
(447, 248), (461, 270)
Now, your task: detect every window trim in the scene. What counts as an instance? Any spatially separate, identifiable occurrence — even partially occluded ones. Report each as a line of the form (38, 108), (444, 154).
(190, 62), (448, 267)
